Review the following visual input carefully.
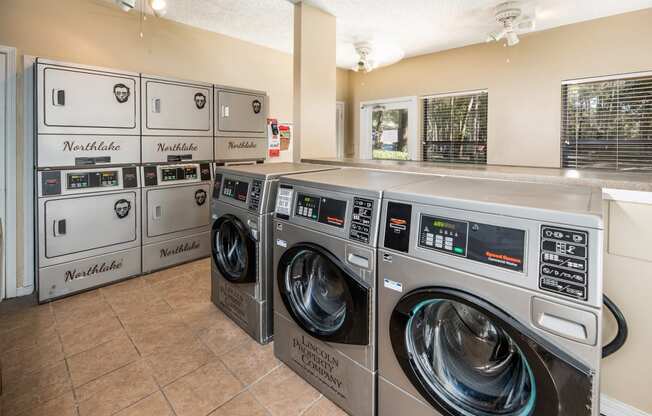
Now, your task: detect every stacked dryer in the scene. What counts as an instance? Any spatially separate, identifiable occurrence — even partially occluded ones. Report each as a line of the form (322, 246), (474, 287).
(36, 59), (142, 302)
(214, 85), (268, 163)
(140, 75), (214, 273)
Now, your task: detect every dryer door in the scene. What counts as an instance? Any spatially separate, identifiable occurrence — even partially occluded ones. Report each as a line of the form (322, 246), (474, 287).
(389, 287), (594, 416)
(277, 243), (369, 345)
(212, 214), (256, 284)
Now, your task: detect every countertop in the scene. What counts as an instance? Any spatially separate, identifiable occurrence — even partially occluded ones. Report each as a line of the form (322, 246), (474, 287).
(301, 158), (652, 192)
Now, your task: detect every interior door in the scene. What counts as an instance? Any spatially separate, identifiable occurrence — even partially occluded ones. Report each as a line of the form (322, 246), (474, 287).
(212, 214), (256, 283)
(277, 243), (369, 345)
(389, 287), (593, 416)
(144, 80), (212, 133)
(146, 184), (210, 237)
(217, 91), (266, 134)
(41, 66), (138, 130)
(0, 49), (6, 300)
(44, 192), (137, 258)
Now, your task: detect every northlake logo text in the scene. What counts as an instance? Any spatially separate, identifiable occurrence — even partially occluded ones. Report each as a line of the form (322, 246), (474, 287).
(160, 241), (200, 258)
(62, 140), (121, 152)
(64, 260), (123, 282)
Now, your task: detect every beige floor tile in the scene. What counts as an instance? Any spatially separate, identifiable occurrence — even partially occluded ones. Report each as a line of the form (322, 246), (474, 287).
(52, 290), (116, 333)
(13, 390), (77, 416)
(126, 315), (195, 357)
(1, 336), (64, 384)
(303, 397), (348, 416)
(75, 360), (158, 416)
(59, 315), (126, 357)
(163, 360), (244, 416)
(0, 303), (54, 335)
(221, 339), (280, 386)
(143, 264), (190, 285)
(155, 273), (209, 310)
(0, 317), (57, 354)
(105, 284), (165, 317)
(114, 391), (174, 416)
(66, 333), (140, 387)
(118, 297), (175, 331)
(0, 361), (72, 416)
(198, 314), (250, 356)
(209, 391), (269, 416)
(174, 302), (225, 334)
(250, 365), (321, 416)
(144, 338), (215, 386)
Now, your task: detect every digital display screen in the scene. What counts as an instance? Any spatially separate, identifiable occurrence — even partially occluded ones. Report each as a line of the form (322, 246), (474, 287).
(222, 178), (249, 202)
(67, 171), (118, 189)
(419, 215), (469, 256)
(184, 167), (198, 180)
(296, 193), (346, 228)
(161, 168), (178, 182)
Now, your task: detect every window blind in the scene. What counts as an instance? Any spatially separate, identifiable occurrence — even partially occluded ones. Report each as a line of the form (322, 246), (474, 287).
(561, 74), (652, 171)
(422, 91), (488, 164)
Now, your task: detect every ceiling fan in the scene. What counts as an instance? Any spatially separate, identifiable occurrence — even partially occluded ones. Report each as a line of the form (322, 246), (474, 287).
(354, 42), (375, 73)
(486, 1), (535, 46)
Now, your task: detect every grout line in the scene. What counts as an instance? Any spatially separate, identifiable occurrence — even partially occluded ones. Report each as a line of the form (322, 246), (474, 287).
(298, 394), (324, 416)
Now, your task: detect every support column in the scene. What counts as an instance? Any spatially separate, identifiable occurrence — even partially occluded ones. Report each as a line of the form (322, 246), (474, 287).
(293, 2), (336, 161)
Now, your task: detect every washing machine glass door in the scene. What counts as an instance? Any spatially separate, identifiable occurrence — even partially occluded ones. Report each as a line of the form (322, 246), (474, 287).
(277, 243), (369, 345)
(212, 214), (256, 283)
(389, 287), (571, 416)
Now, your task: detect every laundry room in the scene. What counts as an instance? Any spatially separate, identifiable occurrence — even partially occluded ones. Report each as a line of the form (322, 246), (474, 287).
(0, 0), (651, 415)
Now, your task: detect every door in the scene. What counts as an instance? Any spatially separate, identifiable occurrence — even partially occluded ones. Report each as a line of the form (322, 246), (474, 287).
(146, 184), (211, 237)
(336, 101), (345, 159)
(212, 214), (256, 283)
(143, 79), (212, 135)
(277, 243), (369, 345)
(389, 287), (594, 416)
(216, 91), (267, 134)
(0, 48), (6, 300)
(38, 63), (139, 134)
(44, 192), (138, 258)
(360, 97), (417, 160)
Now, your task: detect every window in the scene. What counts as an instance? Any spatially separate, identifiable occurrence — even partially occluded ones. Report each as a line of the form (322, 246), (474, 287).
(561, 73), (652, 171)
(422, 90), (488, 164)
(360, 97), (417, 160)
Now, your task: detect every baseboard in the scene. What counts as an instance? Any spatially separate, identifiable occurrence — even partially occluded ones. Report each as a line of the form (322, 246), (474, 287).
(16, 285), (34, 296)
(601, 395), (650, 416)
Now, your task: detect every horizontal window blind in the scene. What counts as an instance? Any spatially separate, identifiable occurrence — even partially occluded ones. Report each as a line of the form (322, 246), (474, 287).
(561, 74), (652, 171)
(422, 91), (488, 164)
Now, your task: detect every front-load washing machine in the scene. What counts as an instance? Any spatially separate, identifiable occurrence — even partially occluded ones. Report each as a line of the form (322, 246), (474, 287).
(272, 168), (432, 416)
(377, 176), (604, 416)
(210, 162), (338, 344)
(37, 166), (141, 302)
(141, 163), (213, 273)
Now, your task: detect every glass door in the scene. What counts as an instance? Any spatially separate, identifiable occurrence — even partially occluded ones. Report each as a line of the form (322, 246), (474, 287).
(212, 214), (256, 283)
(360, 97), (417, 161)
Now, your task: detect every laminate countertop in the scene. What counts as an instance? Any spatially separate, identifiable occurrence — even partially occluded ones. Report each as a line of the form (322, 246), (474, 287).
(300, 158), (652, 193)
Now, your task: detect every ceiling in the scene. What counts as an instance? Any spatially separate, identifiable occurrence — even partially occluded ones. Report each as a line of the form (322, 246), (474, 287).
(126, 0), (652, 69)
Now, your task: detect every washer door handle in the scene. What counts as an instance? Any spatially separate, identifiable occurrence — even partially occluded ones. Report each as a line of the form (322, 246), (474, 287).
(347, 253), (369, 269)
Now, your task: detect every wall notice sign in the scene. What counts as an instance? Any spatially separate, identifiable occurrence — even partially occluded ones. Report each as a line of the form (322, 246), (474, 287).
(279, 123), (291, 151)
(268, 118), (280, 158)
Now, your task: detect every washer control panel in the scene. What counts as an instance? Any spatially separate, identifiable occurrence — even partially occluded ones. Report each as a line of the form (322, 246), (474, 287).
(350, 198), (374, 243)
(248, 179), (263, 212)
(539, 226), (589, 301)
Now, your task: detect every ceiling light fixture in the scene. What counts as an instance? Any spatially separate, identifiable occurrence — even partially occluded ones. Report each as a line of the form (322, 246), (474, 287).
(486, 1), (534, 47)
(353, 42), (375, 73)
(149, 0), (167, 17)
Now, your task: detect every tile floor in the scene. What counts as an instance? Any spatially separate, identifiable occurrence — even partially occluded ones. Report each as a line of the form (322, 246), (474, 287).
(0, 258), (347, 416)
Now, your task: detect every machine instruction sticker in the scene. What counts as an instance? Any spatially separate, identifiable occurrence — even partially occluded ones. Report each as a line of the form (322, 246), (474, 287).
(290, 334), (347, 399)
(383, 278), (403, 293)
(276, 239), (287, 248)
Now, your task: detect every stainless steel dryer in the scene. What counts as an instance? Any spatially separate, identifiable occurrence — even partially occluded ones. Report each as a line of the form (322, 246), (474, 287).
(35, 58), (140, 168)
(214, 85), (268, 163)
(211, 163), (338, 344)
(37, 167), (141, 302)
(141, 163), (213, 273)
(272, 168), (432, 416)
(377, 177), (604, 416)
(141, 74), (213, 164)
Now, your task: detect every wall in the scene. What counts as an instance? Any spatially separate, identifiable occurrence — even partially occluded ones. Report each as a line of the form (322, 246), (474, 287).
(0, 0), (295, 289)
(336, 68), (353, 155)
(346, 8), (652, 167)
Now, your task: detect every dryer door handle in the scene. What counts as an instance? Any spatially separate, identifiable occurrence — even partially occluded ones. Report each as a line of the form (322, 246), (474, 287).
(53, 219), (67, 237)
(153, 205), (162, 219)
(152, 98), (161, 113)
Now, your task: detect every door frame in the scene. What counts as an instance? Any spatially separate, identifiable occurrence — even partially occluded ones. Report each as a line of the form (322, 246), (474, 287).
(359, 96), (417, 160)
(0, 45), (17, 301)
(336, 101), (346, 159)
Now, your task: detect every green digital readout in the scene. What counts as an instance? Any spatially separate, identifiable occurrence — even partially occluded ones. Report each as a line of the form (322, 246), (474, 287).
(432, 220), (458, 230)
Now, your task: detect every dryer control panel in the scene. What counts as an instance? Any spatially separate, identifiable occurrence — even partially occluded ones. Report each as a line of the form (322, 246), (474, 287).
(142, 163), (211, 187)
(539, 226), (589, 301)
(39, 166), (139, 197)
